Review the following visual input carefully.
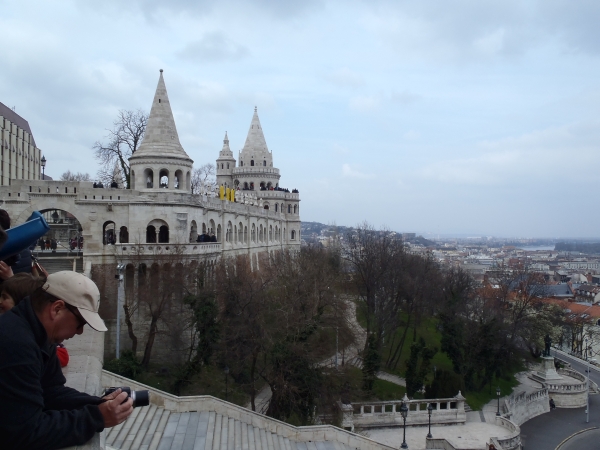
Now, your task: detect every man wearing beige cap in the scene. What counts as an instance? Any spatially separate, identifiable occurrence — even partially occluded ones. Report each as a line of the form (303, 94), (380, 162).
(0, 271), (134, 450)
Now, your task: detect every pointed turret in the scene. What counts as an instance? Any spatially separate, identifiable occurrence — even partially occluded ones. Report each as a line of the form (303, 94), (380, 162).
(129, 70), (194, 192)
(130, 70), (193, 163)
(238, 107), (273, 169)
(216, 131), (236, 189)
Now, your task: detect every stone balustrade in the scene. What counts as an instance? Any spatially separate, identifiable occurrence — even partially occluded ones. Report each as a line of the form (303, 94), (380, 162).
(114, 242), (222, 256)
(346, 393), (467, 429)
(492, 416), (521, 450)
(504, 388), (549, 425)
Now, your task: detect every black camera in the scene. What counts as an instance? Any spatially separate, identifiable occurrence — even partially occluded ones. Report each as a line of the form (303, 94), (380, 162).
(104, 386), (150, 408)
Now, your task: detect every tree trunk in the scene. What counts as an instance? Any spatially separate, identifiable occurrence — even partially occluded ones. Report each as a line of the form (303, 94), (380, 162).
(250, 352), (258, 412)
(141, 315), (159, 368)
(123, 303), (138, 354)
(391, 316), (411, 370)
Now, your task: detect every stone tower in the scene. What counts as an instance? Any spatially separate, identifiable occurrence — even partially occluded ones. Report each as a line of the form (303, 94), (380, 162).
(216, 132), (236, 188)
(233, 107), (280, 191)
(129, 70), (194, 192)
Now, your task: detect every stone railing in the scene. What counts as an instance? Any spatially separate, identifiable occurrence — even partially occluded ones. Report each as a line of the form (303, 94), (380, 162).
(115, 243), (222, 256)
(492, 416), (521, 450)
(504, 388), (549, 425)
(346, 393), (466, 429)
(102, 371), (394, 450)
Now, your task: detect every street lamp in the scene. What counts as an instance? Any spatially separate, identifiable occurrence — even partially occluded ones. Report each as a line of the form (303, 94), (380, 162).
(41, 155), (46, 179)
(224, 366), (230, 401)
(427, 403), (433, 439)
(115, 263), (125, 358)
(400, 401), (408, 449)
(496, 386), (501, 416)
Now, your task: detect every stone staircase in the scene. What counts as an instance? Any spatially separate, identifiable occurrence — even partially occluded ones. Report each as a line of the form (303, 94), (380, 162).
(106, 408), (355, 450)
(35, 256), (83, 273)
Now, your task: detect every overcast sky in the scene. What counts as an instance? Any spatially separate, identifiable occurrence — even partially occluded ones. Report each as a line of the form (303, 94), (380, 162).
(2, 0), (599, 238)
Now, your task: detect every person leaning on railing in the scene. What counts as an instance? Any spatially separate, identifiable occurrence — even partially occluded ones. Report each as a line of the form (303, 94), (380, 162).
(0, 271), (133, 450)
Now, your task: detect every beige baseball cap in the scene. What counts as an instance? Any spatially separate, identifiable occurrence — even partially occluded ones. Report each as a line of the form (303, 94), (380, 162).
(42, 271), (107, 332)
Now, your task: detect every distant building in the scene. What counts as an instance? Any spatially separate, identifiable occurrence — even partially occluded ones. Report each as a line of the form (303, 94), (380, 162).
(0, 102), (44, 185)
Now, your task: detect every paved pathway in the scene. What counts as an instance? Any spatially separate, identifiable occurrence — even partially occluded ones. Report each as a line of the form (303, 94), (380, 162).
(520, 349), (600, 450)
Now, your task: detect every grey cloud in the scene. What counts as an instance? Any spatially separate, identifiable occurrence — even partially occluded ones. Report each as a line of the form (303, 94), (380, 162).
(178, 33), (248, 62)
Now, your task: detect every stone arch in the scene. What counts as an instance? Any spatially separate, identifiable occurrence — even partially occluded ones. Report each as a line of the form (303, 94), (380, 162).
(217, 224), (222, 242)
(294, 205), (297, 214)
(190, 220), (198, 243)
(251, 223), (256, 243)
(291, 230), (296, 240)
(144, 168), (154, 188)
(186, 171), (191, 191)
(238, 222), (244, 243)
(102, 221), (116, 245)
(119, 226), (129, 243)
(226, 221), (233, 242)
(159, 225), (169, 243)
(275, 203), (278, 212)
(174, 170), (183, 189)
(288, 204), (291, 214)
(244, 226), (248, 243)
(146, 225), (157, 243)
(263, 202), (269, 210)
(159, 169), (169, 188)
(209, 219), (216, 236)
(202, 222), (207, 234)
(280, 203), (284, 212)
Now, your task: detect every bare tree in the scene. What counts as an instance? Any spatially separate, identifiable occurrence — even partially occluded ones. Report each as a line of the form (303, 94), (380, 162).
(93, 109), (148, 188)
(60, 170), (91, 182)
(190, 163), (216, 194)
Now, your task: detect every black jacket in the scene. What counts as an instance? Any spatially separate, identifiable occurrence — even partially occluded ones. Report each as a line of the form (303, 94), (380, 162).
(0, 298), (105, 450)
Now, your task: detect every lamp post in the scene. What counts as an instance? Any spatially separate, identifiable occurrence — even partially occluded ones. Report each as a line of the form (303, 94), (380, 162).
(496, 386), (501, 416)
(41, 155), (46, 179)
(585, 338), (596, 423)
(115, 263), (125, 358)
(400, 401), (408, 449)
(427, 403), (433, 439)
(224, 366), (230, 401)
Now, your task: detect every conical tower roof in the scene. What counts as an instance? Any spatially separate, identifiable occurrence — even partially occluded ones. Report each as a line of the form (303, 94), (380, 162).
(130, 70), (193, 163)
(240, 107), (269, 156)
(218, 132), (234, 159)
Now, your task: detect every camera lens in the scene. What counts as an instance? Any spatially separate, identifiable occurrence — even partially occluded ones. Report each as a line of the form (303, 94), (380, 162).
(131, 390), (150, 408)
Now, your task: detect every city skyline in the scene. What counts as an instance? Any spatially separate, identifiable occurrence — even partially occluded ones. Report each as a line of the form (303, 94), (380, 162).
(1, 1), (599, 237)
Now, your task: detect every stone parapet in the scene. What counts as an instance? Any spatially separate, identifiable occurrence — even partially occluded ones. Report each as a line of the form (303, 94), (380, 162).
(63, 327), (106, 450)
(492, 416), (521, 450)
(504, 388), (549, 425)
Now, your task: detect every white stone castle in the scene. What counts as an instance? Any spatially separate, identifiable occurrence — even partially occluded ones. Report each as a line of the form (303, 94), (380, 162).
(0, 70), (301, 269)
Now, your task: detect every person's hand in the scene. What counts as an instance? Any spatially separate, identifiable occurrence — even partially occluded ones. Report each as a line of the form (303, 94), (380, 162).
(0, 261), (14, 280)
(98, 389), (133, 428)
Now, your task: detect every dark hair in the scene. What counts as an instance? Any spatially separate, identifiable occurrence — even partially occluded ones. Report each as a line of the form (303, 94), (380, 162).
(2, 274), (47, 308)
(0, 209), (10, 230)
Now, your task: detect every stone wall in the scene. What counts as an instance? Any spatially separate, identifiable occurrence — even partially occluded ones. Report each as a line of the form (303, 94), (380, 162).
(504, 388), (549, 425)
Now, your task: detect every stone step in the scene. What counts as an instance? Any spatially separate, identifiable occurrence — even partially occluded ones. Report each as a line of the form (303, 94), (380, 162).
(107, 405), (356, 450)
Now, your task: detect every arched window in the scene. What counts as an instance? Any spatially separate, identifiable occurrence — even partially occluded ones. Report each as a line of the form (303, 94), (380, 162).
(227, 163), (230, 169)
(190, 221), (198, 243)
(217, 224), (222, 242)
(291, 230), (296, 240)
(294, 205), (297, 214)
(264, 205), (269, 210)
(159, 169), (169, 188)
(158, 225), (169, 243)
(174, 170), (183, 189)
(251, 160), (254, 166)
(288, 204), (291, 214)
(250, 182), (254, 190)
(144, 169), (154, 188)
(234, 225), (237, 243)
(186, 171), (191, 190)
(226, 222), (233, 242)
(146, 225), (157, 243)
(244, 182), (249, 190)
(275, 204), (278, 212)
(244, 226), (248, 243)
(119, 226), (129, 243)
(221, 163), (224, 169)
(202, 222), (207, 234)
(263, 160), (266, 166)
(103, 221), (116, 245)
(240, 161), (243, 167)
